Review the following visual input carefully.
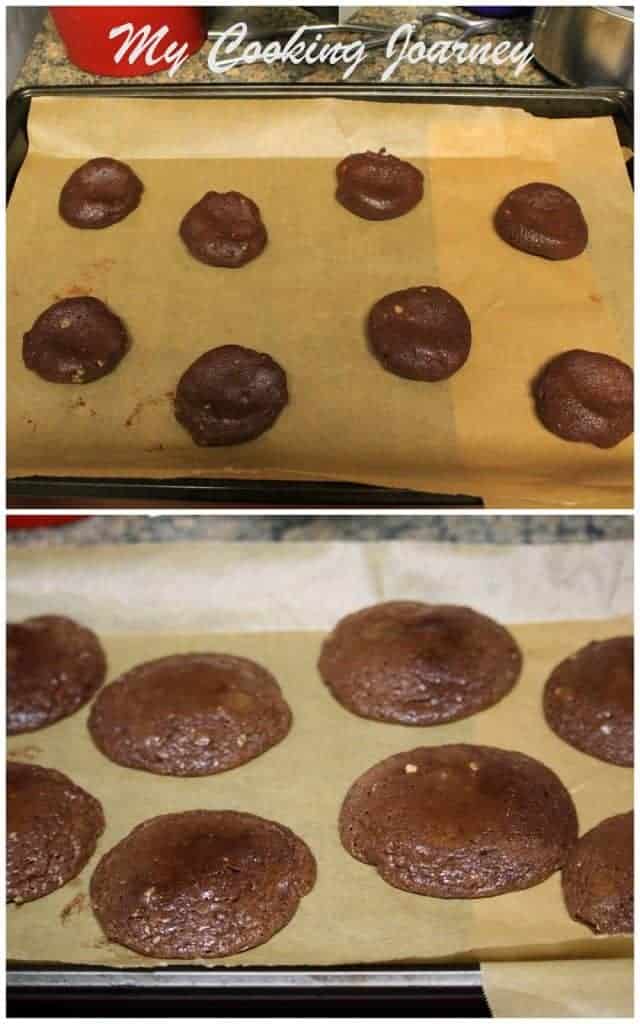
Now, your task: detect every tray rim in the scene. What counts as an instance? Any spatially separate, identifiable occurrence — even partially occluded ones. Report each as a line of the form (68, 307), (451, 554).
(6, 81), (633, 506)
(7, 80), (634, 102)
(8, 965), (483, 990)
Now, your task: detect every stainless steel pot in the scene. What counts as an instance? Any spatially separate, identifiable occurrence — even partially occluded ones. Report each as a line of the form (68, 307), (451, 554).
(531, 6), (633, 89)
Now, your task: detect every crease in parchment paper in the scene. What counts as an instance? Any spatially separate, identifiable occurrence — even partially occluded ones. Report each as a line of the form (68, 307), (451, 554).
(7, 97), (633, 507)
(7, 539), (632, 985)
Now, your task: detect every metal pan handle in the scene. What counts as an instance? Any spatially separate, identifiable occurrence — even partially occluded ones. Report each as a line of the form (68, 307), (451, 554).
(208, 22), (392, 42)
(209, 11), (500, 46)
(358, 12), (501, 56)
(418, 11), (500, 41)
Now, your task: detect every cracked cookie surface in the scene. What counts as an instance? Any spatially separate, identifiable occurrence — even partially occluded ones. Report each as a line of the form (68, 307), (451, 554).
(339, 744), (578, 898)
(8, 614), (107, 734)
(90, 810), (316, 957)
(318, 601), (522, 725)
(88, 652), (292, 776)
(7, 761), (105, 904)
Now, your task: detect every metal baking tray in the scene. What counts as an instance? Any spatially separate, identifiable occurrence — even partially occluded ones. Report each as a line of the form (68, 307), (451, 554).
(8, 964), (488, 1016)
(6, 83), (632, 509)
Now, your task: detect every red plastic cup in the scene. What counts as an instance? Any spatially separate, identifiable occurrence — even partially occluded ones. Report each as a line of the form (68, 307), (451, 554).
(7, 516), (88, 530)
(50, 7), (206, 78)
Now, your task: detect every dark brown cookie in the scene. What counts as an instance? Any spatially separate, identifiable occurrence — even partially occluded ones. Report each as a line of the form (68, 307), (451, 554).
(534, 350), (633, 449)
(7, 615), (107, 735)
(88, 653), (292, 776)
(180, 191), (267, 267)
(495, 182), (588, 260)
(90, 810), (316, 958)
(367, 286), (471, 381)
(7, 761), (105, 904)
(339, 744), (578, 898)
(543, 636), (633, 766)
(336, 150), (423, 220)
(59, 157), (143, 229)
(318, 601), (522, 725)
(174, 344), (288, 446)
(562, 812), (633, 934)
(23, 297), (130, 385)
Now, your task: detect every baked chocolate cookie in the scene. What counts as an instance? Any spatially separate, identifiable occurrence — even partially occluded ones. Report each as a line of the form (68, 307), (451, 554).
(339, 744), (578, 898)
(495, 182), (588, 260)
(23, 297), (130, 385)
(90, 810), (316, 958)
(367, 286), (471, 381)
(7, 761), (105, 904)
(318, 601), (522, 725)
(562, 812), (633, 934)
(180, 191), (267, 267)
(88, 653), (292, 776)
(336, 150), (423, 220)
(174, 345), (288, 446)
(7, 615), (107, 735)
(59, 157), (143, 229)
(543, 636), (633, 766)
(534, 350), (633, 449)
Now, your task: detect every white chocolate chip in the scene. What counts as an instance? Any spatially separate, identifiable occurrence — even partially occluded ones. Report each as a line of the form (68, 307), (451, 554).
(404, 763), (418, 774)
(469, 761), (479, 772)
(236, 734), (247, 747)
(393, 305), (404, 314)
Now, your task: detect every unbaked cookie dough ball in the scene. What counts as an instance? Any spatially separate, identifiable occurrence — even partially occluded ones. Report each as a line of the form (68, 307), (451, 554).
(59, 157), (143, 229)
(534, 350), (633, 448)
(174, 345), (288, 446)
(336, 150), (423, 221)
(367, 286), (471, 381)
(495, 182), (588, 260)
(22, 297), (130, 385)
(180, 191), (267, 267)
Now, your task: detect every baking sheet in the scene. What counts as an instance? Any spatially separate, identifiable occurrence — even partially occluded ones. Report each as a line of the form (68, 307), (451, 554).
(6, 539), (633, 976)
(7, 96), (634, 508)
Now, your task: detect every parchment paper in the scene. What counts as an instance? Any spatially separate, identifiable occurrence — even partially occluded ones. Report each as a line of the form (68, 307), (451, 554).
(482, 959), (633, 1018)
(7, 97), (633, 508)
(6, 540), (633, 996)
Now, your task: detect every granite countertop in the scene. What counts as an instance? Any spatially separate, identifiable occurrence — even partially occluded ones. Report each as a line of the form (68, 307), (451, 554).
(6, 515), (632, 546)
(15, 6), (552, 90)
